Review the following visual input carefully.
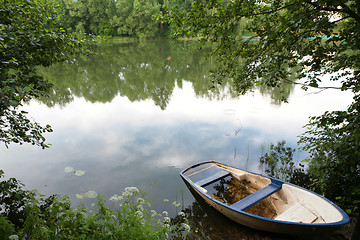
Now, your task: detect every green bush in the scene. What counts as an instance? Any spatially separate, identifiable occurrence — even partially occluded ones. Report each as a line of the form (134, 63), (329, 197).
(0, 171), (190, 240)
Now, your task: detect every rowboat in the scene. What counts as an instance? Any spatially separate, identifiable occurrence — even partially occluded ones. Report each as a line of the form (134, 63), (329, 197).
(180, 161), (350, 235)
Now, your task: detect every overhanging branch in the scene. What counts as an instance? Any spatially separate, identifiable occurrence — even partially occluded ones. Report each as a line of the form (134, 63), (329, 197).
(305, 0), (360, 24)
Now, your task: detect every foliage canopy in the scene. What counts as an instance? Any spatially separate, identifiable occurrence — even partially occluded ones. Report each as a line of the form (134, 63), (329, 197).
(0, 0), (93, 148)
(165, 0), (360, 93)
(51, 0), (164, 39)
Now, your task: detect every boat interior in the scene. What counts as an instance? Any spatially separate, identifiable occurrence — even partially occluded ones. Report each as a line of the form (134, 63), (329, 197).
(183, 162), (344, 224)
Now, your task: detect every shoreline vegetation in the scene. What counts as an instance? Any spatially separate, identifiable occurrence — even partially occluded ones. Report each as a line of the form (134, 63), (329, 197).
(0, 171), (190, 240)
(103, 36), (201, 42)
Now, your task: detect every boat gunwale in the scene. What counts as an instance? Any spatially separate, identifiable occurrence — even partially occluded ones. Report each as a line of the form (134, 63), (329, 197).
(180, 160), (350, 227)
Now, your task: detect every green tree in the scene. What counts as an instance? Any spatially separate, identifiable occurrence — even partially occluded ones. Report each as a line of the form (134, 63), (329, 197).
(113, 0), (161, 39)
(165, 0), (359, 93)
(79, 0), (117, 36)
(299, 96), (360, 215)
(165, 1), (360, 215)
(51, 0), (192, 38)
(54, 0), (91, 34)
(0, 0), (92, 148)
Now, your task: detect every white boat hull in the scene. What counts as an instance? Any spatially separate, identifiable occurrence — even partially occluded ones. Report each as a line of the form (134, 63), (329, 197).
(181, 161), (350, 235)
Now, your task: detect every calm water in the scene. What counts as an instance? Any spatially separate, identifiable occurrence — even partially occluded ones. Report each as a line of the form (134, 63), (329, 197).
(1, 40), (353, 239)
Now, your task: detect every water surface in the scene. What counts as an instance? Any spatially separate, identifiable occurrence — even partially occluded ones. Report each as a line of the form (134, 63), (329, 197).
(1, 40), (353, 239)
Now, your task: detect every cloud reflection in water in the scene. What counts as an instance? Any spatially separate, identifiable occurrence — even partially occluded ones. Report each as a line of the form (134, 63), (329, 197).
(1, 78), (353, 218)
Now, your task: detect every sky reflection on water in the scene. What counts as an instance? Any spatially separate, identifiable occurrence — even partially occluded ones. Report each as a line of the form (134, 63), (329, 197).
(1, 78), (353, 218)
(0, 42), (355, 234)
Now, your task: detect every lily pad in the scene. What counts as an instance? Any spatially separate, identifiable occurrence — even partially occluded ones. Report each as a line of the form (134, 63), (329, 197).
(74, 170), (85, 176)
(76, 193), (84, 199)
(85, 190), (98, 198)
(64, 167), (74, 173)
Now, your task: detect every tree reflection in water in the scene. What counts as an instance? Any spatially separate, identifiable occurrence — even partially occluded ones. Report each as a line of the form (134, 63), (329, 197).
(38, 40), (294, 109)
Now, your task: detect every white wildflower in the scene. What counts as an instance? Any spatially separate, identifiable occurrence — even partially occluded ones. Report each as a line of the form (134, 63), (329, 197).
(136, 204), (144, 212)
(8, 235), (19, 240)
(109, 195), (119, 201)
(178, 211), (185, 217)
(125, 186), (139, 194)
(151, 210), (157, 217)
(181, 223), (191, 232)
(137, 197), (145, 204)
(79, 212), (86, 218)
(164, 223), (170, 229)
(135, 210), (143, 219)
(123, 187), (139, 197)
(163, 217), (171, 223)
(162, 211), (168, 216)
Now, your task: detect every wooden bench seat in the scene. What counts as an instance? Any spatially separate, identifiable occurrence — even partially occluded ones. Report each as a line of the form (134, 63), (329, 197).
(230, 180), (282, 211)
(194, 170), (230, 187)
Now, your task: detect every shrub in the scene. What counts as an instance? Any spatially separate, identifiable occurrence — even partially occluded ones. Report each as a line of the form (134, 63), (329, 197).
(0, 171), (190, 239)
